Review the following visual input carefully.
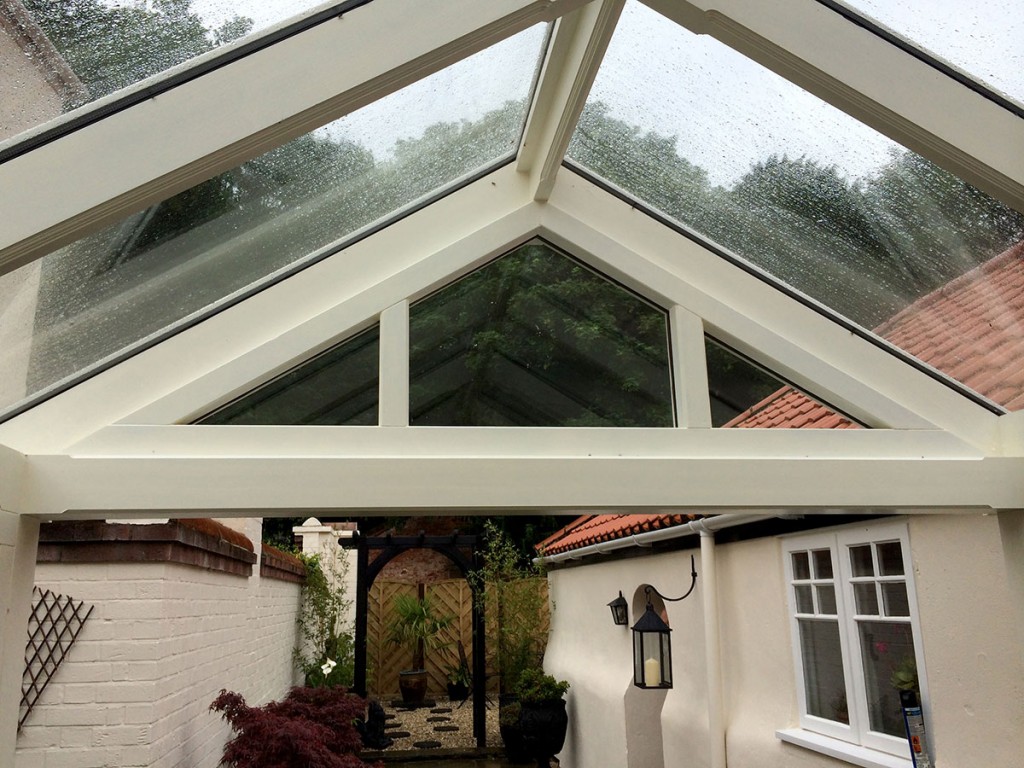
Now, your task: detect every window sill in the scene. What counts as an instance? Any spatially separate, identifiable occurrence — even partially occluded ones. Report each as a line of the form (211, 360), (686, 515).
(776, 729), (912, 768)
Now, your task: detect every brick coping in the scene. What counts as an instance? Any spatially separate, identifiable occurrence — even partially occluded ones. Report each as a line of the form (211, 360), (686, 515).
(37, 519), (258, 577)
(261, 543), (306, 583)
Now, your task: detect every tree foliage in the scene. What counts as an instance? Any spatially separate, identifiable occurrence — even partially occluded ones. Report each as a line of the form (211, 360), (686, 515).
(295, 553), (355, 689)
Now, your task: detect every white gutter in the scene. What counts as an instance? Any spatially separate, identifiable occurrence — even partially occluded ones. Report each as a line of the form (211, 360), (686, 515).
(533, 513), (774, 565)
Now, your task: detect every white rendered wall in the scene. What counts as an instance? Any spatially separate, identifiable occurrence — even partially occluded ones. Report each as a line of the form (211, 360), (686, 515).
(15, 556), (301, 768)
(544, 515), (1023, 768)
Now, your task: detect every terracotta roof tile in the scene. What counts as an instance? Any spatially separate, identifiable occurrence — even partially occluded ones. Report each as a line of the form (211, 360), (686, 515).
(536, 513), (698, 556)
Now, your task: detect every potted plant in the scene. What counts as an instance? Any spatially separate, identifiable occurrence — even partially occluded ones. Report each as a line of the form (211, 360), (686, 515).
(445, 640), (472, 701)
(386, 592), (453, 705)
(514, 668), (570, 767)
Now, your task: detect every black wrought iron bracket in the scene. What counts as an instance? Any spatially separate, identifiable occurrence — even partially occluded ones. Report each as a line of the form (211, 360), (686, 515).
(646, 554), (698, 603)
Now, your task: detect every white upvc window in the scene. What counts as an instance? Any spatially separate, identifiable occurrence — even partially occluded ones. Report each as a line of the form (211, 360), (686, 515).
(782, 522), (928, 759)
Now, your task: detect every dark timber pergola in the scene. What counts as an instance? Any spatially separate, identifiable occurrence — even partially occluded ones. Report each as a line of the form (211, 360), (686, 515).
(347, 532), (487, 748)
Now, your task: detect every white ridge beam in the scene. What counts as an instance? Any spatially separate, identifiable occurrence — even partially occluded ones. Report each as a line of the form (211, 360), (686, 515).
(0, 0), (589, 275)
(518, 0), (625, 201)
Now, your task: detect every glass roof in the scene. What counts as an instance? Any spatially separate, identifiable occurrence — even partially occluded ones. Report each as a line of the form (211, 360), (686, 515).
(0, 0), (338, 143)
(0, 23), (547, 419)
(567, 1), (1024, 412)
(825, 0), (1024, 107)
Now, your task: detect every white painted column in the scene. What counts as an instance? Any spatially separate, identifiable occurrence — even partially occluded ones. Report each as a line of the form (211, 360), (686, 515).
(379, 300), (410, 427)
(997, 509), (1024, 666)
(0, 511), (39, 764)
(700, 530), (726, 768)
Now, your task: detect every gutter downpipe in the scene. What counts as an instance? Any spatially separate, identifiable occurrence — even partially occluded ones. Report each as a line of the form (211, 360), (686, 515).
(535, 514), (777, 768)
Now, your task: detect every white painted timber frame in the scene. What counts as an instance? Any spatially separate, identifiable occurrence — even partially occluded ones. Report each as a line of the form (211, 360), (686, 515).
(0, 0), (1021, 520)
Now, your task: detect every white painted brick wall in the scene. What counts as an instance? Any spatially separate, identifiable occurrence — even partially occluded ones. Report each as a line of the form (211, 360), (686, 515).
(15, 532), (302, 768)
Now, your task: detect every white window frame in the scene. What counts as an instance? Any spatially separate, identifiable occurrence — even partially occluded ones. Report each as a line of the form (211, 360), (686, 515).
(782, 521), (929, 760)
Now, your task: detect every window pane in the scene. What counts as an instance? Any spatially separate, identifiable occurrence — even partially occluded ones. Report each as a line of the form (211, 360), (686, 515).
(816, 585), (837, 615)
(850, 545), (875, 576)
(198, 326), (379, 425)
(0, 25), (547, 418)
(876, 541), (905, 575)
(4, 1), (328, 141)
(798, 619), (849, 724)
(859, 621), (917, 736)
(881, 583), (911, 617)
(409, 241), (673, 426)
(854, 583), (880, 615)
(812, 549), (834, 579)
(833, 0), (1024, 105)
(792, 551), (811, 580)
(795, 585), (814, 614)
(567, 1), (1024, 410)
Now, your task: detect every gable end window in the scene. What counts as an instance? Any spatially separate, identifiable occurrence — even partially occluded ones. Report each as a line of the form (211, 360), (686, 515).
(782, 522), (928, 760)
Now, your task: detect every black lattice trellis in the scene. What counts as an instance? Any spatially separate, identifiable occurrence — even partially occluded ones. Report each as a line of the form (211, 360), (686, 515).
(20, 587), (94, 729)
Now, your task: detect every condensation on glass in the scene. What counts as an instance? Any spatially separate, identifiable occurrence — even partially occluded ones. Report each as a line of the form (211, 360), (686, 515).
(829, 0), (1023, 106)
(198, 325), (379, 425)
(705, 338), (858, 428)
(408, 241), (674, 427)
(567, 1), (1024, 411)
(0, 1), (329, 143)
(0, 23), (547, 418)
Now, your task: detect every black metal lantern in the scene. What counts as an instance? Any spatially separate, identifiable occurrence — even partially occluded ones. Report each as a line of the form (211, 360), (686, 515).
(632, 597), (673, 688)
(631, 554), (698, 690)
(608, 591), (629, 626)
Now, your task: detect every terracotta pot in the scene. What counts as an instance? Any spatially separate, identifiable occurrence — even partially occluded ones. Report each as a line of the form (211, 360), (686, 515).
(398, 669), (428, 705)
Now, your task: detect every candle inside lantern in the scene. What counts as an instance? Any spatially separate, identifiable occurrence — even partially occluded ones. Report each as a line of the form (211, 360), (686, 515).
(644, 656), (661, 685)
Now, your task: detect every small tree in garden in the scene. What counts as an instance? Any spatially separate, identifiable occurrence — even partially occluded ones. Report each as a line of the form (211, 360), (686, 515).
(210, 687), (380, 768)
(296, 551), (355, 688)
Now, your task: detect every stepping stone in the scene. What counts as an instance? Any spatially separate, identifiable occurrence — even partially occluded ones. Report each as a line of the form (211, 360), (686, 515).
(426, 716), (450, 722)
(384, 713), (397, 720)
(430, 707), (452, 714)
(433, 725), (459, 732)
(389, 731), (411, 739)
(412, 741), (443, 749)
(384, 722), (403, 730)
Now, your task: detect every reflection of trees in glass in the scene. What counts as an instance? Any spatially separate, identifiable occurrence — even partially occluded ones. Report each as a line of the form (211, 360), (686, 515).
(409, 241), (673, 427)
(22, 0), (253, 105)
(570, 102), (1024, 327)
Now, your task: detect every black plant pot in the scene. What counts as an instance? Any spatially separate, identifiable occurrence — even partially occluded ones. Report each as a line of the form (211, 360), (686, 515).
(447, 681), (470, 701)
(519, 698), (568, 767)
(499, 694), (530, 764)
(398, 669), (428, 705)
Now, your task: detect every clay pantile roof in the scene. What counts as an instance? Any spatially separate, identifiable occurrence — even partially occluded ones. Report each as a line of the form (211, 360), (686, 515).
(729, 240), (1024, 426)
(536, 513), (697, 556)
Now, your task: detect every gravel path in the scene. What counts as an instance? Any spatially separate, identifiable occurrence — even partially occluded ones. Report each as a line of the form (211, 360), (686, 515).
(378, 697), (500, 751)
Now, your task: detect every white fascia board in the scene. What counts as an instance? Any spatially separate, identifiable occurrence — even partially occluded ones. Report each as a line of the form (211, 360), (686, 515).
(0, 165), (537, 450)
(0, 0), (588, 274)
(516, 0), (625, 201)
(541, 173), (1002, 447)
(642, 0), (1024, 210)
(20, 425), (1023, 517)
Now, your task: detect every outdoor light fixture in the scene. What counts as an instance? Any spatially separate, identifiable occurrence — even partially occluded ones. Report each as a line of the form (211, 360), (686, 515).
(608, 591), (629, 626)
(632, 555), (698, 689)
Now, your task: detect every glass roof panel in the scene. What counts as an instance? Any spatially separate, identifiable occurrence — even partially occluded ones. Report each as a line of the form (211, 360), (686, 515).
(0, 23), (547, 419)
(825, 0), (1024, 107)
(567, 1), (1024, 411)
(409, 241), (674, 427)
(706, 338), (860, 429)
(199, 325), (379, 425)
(1, 0), (336, 143)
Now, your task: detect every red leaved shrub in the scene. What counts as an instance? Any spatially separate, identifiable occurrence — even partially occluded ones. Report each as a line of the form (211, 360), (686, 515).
(210, 687), (382, 768)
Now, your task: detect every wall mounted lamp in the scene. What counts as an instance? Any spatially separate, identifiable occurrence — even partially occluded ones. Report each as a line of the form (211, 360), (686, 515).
(607, 591), (629, 625)
(632, 555), (698, 689)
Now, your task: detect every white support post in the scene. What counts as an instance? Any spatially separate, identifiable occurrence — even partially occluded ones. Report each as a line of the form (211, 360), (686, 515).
(378, 300), (410, 427)
(670, 305), (712, 428)
(0, 510), (39, 764)
(700, 530), (726, 768)
(997, 509), (1024, 665)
